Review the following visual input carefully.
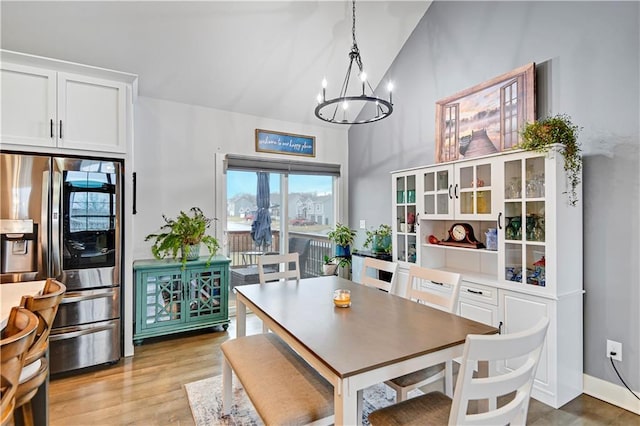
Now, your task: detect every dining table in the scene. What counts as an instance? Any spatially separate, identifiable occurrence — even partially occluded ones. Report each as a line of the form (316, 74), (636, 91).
(234, 275), (498, 425)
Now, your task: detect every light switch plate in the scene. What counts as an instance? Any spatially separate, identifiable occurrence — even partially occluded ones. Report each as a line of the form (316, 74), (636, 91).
(359, 220), (366, 229)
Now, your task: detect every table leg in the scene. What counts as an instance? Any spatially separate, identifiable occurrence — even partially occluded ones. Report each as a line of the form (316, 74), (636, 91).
(335, 379), (359, 426)
(222, 356), (232, 415)
(236, 297), (246, 338)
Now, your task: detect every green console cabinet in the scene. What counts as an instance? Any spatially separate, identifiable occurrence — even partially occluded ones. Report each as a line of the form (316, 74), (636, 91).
(133, 256), (230, 344)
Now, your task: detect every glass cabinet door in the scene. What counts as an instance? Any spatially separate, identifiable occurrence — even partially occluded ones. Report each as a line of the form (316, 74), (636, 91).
(420, 165), (453, 219)
(455, 159), (496, 219)
(502, 155), (546, 288)
(393, 173), (418, 264)
(185, 266), (225, 319)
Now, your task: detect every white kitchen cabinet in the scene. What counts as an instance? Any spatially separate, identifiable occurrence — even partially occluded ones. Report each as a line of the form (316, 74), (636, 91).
(1, 51), (132, 154)
(417, 156), (501, 222)
(391, 146), (582, 409)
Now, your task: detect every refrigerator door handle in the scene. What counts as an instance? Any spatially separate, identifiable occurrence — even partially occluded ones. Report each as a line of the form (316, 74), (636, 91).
(41, 170), (50, 279)
(51, 169), (62, 278)
(61, 288), (118, 303)
(49, 322), (117, 341)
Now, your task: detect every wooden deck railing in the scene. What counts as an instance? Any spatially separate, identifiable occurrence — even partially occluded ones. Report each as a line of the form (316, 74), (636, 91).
(226, 230), (332, 278)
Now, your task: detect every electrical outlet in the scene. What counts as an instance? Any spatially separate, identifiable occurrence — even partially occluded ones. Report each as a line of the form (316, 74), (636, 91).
(606, 339), (622, 362)
(359, 220), (366, 229)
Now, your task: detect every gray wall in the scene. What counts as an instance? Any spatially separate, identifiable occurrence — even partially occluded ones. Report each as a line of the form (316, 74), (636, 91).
(349, 1), (639, 391)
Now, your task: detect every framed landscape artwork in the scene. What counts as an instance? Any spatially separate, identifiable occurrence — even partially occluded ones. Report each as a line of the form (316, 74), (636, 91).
(435, 63), (536, 163)
(255, 129), (316, 157)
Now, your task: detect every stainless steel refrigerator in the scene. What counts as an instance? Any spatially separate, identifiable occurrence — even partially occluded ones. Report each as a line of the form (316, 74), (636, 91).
(1, 152), (122, 374)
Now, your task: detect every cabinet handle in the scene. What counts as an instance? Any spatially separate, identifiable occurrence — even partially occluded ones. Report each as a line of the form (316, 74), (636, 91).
(467, 289), (483, 295)
(498, 321), (503, 334)
(50, 119), (54, 138)
(448, 184), (453, 199)
(59, 120), (63, 139)
(132, 172), (137, 214)
(498, 212), (503, 229)
(454, 184), (459, 199)
(415, 213), (419, 227)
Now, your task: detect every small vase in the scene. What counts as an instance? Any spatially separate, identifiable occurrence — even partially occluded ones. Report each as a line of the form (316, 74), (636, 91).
(183, 244), (201, 261)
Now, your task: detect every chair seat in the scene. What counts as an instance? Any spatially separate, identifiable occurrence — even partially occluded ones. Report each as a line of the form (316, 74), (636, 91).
(368, 391), (451, 426)
(388, 363), (445, 387)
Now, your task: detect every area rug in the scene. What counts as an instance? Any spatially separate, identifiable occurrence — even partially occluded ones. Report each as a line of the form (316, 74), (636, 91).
(185, 374), (423, 426)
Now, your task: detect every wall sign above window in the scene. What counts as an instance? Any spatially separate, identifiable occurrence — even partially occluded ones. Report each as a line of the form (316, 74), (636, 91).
(435, 63), (536, 163)
(255, 129), (316, 158)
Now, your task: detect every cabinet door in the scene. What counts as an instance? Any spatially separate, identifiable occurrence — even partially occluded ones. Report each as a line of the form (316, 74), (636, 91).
(138, 270), (184, 330)
(393, 172), (419, 265)
(500, 153), (548, 292)
(419, 164), (454, 220)
(57, 72), (126, 153)
(1, 63), (57, 147)
(184, 265), (226, 322)
(454, 157), (501, 220)
(500, 291), (551, 390)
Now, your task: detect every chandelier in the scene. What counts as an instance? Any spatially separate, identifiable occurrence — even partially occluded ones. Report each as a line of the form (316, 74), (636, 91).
(314, 0), (393, 125)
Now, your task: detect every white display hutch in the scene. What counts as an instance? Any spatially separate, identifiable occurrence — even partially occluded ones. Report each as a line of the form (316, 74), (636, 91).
(391, 146), (583, 408)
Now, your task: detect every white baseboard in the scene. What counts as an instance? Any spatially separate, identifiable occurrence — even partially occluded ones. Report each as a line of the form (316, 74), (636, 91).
(583, 374), (640, 415)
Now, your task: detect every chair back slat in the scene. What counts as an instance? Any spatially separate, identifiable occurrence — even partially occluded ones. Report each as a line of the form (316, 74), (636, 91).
(360, 257), (398, 294)
(1, 307), (39, 426)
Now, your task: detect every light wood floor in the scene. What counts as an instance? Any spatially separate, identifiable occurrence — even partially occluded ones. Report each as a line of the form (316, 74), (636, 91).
(49, 315), (637, 425)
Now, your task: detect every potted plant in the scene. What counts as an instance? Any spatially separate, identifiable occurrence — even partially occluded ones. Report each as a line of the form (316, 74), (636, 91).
(145, 207), (220, 269)
(327, 223), (357, 257)
(518, 113), (582, 206)
(322, 255), (339, 276)
(363, 224), (392, 254)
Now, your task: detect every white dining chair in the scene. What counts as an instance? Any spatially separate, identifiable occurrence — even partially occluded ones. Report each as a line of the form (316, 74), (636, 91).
(257, 253), (300, 333)
(385, 265), (462, 401)
(360, 257), (398, 294)
(257, 252), (300, 284)
(370, 317), (550, 426)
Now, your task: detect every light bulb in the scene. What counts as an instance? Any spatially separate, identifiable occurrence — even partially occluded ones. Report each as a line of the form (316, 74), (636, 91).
(322, 78), (327, 88)
(360, 72), (367, 82)
(342, 100), (349, 110)
(387, 82), (394, 92)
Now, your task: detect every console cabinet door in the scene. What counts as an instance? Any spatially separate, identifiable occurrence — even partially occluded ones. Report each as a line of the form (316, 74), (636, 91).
(58, 72), (126, 153)
(1, 63), (57, 148)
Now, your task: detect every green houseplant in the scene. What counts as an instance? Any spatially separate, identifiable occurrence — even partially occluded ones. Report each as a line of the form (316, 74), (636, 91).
(327, 223), (357, 257)
(363, 224), (392, 254)
(518, 114), (582, 206)
(145, 207), (220, 269)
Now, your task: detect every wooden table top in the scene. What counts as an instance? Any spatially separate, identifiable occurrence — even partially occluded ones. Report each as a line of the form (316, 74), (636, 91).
(234, 275), (497, 379)
(1, 280), (45, 328)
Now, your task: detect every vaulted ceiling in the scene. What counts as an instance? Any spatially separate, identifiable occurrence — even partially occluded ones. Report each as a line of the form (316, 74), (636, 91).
(1, 1), (431, 126)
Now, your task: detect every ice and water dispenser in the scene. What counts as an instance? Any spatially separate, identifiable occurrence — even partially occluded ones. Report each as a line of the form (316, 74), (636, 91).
(0, 219), (38, 274)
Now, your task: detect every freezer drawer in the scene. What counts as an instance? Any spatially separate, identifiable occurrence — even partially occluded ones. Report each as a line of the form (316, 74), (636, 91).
(53, 286), (120, 328)
(49, 319), (121, 374)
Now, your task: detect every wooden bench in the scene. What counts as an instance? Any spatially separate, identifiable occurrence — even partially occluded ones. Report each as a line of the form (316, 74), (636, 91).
(221, 333), (334, 425)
